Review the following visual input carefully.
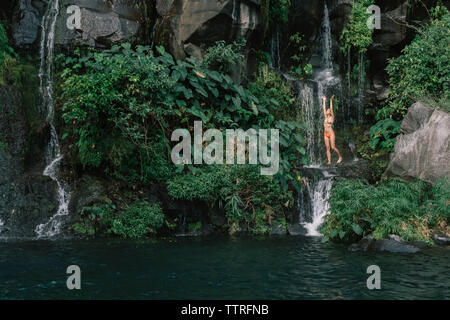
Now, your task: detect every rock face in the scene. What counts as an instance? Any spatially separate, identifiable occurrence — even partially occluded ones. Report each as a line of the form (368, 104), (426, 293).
(55, 0), (143, 47)
(13, 0), (143, 48)
(154, 0), (264, 60)
(0, 86), (58, 238)
(348, 234), (423, 253)
(12, 0), (47, 46)
(385, 102), (450, 184)
(290, 0), (324, 41)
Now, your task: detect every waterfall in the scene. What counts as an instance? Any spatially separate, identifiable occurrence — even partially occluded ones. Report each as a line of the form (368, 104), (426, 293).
(357, 51), (365, 123)
(295, 3), (340, 235)
(298, 82), (320, 165)
(297, 3), (341, 166)
(301, 178), (333, 236)
(270, 27), (281, 70)
(35, 0), (71, 238)
(321, 3), (333, 69)
(150, 22), (158, 50)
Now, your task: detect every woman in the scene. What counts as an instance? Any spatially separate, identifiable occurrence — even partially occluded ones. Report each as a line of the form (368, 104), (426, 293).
(322, 95), (342, 165)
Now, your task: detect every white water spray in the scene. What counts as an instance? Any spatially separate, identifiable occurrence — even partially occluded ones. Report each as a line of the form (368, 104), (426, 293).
(302, 178), (333, 236)
(297, 4), (339, 235)
(321, 3), (333, 69)
(35, 0), (71, 238)
(270, 27), (281, 70)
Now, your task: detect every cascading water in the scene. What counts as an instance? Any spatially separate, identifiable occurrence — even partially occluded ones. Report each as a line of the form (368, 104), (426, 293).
(298, 82), (319, 164)
(321, 3), (333, 69)
(301, 178), (333, 236)
(357, 52), (365, 123)
(297, 3), (341, 167)
(296, 3), (341, 235)
(35, 0), (71, 238)
(270, 27), (281, 70)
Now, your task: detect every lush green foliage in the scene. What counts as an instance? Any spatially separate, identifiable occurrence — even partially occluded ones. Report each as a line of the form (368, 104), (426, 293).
(268, 0), (291, 25)
(355, 142), (388, 183)
(168, 165), (291, 234)
(110, 202), (164, 238)
(72, 203), (115, 236)
(201, 39), (246, 73)
(379, 7), (450, 120)
(369, 119), (401, 152)
(0, 22), (17, 84)
(287, 33), (313, 78)
(340, 0), (374, 54)
(72, 201), (164, 238)
(59, 42), (306, 236)
(321, 178), (450, 243)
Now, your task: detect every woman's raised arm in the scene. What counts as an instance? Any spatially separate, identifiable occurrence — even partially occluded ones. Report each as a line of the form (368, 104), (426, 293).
(322, 96), (327, 115)
(330, 95), (335, 117)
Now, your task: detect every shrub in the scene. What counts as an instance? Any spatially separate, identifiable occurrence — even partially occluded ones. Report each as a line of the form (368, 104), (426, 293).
(201, 40), (246, 73)
(167, 165), (290, 234)
(379, 7), (450, 120)
(369, 118), (401, 152)
(340, 0), (375, 54)
(59, 43), (307, 235)
(72, 203), (115, 236)
(110, 202), (164, 238)
(321, 178), (449, 243)
(0, 22), (17, 84)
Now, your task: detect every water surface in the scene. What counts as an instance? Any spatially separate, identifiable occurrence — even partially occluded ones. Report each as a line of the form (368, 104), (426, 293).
(0, 236), (448, 299)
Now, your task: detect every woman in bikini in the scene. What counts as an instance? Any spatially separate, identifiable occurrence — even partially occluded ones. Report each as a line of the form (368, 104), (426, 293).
(322, 95), (342, 165)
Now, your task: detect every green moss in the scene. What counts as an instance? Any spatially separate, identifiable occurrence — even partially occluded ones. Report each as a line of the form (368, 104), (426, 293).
(188, 221), (202, 232)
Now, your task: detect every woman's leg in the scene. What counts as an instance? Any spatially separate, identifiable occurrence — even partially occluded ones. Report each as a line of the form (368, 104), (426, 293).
(324, 135), (331, 164)
(330, 132), (343, 163)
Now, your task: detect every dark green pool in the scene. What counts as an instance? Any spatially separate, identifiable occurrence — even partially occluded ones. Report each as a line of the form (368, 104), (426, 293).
(1, 236), (449, 299)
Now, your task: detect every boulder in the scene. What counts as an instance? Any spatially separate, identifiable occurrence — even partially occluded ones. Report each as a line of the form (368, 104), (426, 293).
(13, 0), (143, 48)
(55, 0), (142, 47)
(271, 224), (287, 235)
(432, 231), (450, 246)
(385, 102), (450, 184)
(12, 0), (47, 46)
(287, 223), (305, 236)
(349, 234), (422, 253)
(154, 0), (264, 60)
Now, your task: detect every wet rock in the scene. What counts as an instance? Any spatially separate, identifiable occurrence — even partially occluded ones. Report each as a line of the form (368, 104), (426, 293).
(385, 102), (450, 184)
(69, 175), (108, 216)
(432, 231), (450, 246)
(13, 0), (144, 48)
(271, 224), (287, 235)
(349, 234), (421, 253)
(289, 0), (323, 41)
(12, 0), (47, 46)
(175, 222), (213, 237)
(55, 0), (142, 47)
(0, 86), (58, 238)
(154, 0), (263, 60)
(287, 223), (305, 236)
(348, 234), (374, 252)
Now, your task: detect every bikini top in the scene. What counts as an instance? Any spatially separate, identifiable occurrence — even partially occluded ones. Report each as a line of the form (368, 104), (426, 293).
(325, 116), (334, 125)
